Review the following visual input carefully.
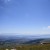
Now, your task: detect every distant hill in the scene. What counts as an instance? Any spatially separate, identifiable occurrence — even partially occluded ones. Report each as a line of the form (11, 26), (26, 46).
(0, 34), (50, 48)
(23, 39), (44, 44)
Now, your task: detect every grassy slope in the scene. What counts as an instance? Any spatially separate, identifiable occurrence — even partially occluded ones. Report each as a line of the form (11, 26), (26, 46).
(0, 44), (50, 50)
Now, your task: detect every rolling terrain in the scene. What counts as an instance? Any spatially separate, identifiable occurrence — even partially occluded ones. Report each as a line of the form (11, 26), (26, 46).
(0, 34), (50, 50)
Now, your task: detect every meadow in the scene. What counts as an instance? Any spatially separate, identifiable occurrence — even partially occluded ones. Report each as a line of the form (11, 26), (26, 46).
(0, 44), (50, 50)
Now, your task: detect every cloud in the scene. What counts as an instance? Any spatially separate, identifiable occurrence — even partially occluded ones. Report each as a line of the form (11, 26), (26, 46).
(4, 0), (11, 3)
(43, 26), (50, 30)
(5, 0), (11, 2)
(7, 0), (11, 2)
(48, 26), (50, 29)
(41, 26), (50, 34)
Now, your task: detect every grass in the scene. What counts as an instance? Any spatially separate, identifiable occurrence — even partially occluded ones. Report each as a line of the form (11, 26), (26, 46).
(0, 44), (50, 50)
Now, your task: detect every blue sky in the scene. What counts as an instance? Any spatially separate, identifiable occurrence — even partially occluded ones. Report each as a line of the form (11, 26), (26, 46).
(0, 0), (50, 35)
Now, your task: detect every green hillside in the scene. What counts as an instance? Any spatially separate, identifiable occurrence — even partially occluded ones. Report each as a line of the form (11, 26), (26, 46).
(0, 44), (50, 50)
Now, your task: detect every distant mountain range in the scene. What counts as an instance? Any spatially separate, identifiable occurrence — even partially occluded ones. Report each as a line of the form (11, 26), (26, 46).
(0, 34), (50, 47)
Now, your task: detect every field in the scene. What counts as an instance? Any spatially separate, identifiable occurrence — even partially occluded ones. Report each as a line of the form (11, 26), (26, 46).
(0, 44), (50, 50)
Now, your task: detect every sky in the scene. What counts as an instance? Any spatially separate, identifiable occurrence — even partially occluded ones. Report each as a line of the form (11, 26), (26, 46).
(0, 0), (50, 35)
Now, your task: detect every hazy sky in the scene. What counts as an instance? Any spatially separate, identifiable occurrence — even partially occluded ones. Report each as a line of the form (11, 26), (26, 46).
(0, 0), (50, 35)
